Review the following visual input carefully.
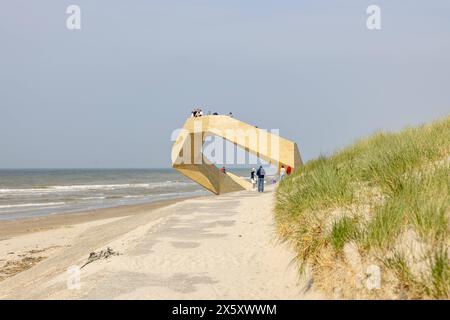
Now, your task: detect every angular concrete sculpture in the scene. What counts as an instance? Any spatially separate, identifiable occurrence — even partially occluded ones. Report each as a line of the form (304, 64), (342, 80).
(171, 115), (302, 195)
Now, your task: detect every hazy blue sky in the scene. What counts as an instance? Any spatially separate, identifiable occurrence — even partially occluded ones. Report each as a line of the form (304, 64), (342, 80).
(1, 1), (449, 168)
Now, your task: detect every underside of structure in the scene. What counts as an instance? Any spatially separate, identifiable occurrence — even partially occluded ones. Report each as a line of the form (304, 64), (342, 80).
(171, 115), (302, 195)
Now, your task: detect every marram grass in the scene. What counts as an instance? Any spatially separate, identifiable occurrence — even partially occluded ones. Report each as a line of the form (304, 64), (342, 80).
(275, 116), (450, 299)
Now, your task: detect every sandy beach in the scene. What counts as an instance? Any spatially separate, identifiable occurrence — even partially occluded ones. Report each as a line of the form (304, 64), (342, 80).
(0, 186), (319, 299)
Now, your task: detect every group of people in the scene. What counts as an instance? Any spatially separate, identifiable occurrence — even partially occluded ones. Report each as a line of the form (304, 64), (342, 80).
(278, 165), (292, 181)
(190, 107), (233, 118)
(218, 165), (292, 193)
(250, 165), (292, 192)
(191, 108), (204, 118)
(250, 166), (265, 192)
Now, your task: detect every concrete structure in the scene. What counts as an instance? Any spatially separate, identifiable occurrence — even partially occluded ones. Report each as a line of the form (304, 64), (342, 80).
(171, 115), (302, 194)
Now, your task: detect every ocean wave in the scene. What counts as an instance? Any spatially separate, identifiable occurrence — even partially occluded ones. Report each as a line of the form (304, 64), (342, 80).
(79, 196), (107, 201)
(154, 189), (208, 198)
(0, 181), (196, 195)
(0, 202), (66, 209)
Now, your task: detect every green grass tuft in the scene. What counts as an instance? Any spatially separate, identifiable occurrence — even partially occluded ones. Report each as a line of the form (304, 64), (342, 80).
(330, 216), (360, 252)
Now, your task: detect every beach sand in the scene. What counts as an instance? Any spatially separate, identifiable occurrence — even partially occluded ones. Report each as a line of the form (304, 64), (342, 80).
(0, 186), (321, 299)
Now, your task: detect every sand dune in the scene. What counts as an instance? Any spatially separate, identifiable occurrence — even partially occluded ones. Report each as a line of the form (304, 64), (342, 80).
(0, 187), (320, 299)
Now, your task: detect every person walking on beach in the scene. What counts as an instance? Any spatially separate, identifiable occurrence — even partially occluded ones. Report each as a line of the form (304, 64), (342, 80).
(250, 168), (256, 189)
(220, 166), (226, 174)
(256, 166), (265, 192)
(279, 165), (286, 181)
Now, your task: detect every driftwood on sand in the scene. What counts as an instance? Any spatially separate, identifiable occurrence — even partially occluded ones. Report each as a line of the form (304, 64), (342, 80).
(81, 247), (120, 269)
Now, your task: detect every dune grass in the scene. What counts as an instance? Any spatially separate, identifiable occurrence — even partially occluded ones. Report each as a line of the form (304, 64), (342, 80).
(275, 116), (450, 299)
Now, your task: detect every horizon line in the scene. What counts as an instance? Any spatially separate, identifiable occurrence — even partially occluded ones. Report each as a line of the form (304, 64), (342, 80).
(0, 166), (259, 170)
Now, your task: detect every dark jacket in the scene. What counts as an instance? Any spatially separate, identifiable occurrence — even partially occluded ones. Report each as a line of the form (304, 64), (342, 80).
(256, 167), (265, 178)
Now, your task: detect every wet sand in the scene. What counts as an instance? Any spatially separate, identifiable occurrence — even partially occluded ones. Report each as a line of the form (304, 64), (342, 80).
(0, 198), (187, 239)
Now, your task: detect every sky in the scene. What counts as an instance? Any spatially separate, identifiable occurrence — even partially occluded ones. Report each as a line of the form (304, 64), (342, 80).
(0, 1), (449, 168)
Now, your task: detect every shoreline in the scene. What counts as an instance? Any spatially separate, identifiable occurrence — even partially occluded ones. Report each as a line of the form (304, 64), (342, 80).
(0, 195), (206, 239)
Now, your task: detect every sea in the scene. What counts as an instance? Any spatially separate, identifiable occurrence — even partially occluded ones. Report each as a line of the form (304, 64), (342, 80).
(0, 169), (206, 220)
(0, 168), (257, 220)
